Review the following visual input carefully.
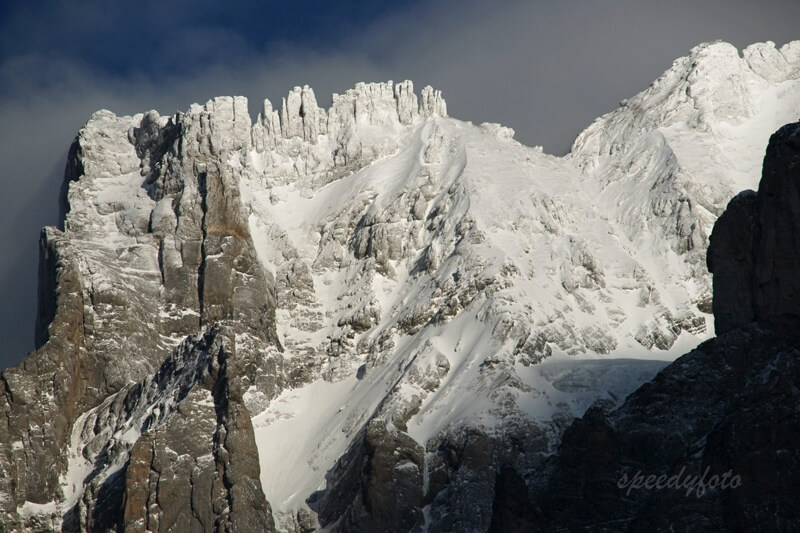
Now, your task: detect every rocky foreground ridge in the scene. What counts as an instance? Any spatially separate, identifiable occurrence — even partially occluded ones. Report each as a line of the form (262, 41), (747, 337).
(0, 40), (799, 531)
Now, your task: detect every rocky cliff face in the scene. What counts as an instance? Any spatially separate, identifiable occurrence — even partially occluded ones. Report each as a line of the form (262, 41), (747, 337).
(122, 327), (273, 533)
(0, 41), (798, 532)
(531, 122), (800, 531)
(1, 95), (286, 530)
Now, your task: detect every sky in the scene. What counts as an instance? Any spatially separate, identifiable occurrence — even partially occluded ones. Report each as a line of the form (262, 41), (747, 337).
(1, 0), (799, 370)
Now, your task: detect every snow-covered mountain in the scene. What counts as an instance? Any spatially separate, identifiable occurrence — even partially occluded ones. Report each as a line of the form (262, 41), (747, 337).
(1, 40), (799, 531)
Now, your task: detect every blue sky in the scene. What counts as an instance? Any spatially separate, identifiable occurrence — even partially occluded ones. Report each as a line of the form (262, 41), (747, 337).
(1, 0), (799, 368)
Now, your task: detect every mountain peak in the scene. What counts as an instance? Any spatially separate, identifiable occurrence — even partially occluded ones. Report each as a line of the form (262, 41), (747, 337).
(3, 43), (800, 530)
(254, 80), (446, 147)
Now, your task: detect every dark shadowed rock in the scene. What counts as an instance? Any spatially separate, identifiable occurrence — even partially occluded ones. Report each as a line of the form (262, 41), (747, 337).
(753, 122), (800, 330)
(0, 228), (87, 527)
(338, 419), (426, 533)
(534, 325), (800, 531)
(706, 190), (757, 335)
(313, 417), (558, 533)
(709, 121), (800, 334)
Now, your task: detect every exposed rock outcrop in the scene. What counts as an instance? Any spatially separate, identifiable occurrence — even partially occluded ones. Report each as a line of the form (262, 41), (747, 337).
(705, 191), (758, 334)
(0, 227), (87, 524)
(708, 121), (800, 334)
(122, 328), (273, 533)
(533, 324), (800, 531)
(0, 95), (283, 530)
(311, 415), (565, 533)
(338, 419), (426, 532)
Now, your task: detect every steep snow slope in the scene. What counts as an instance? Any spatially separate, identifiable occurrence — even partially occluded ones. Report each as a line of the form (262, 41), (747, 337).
(239, 41), (800, 526)
(571, 41), (800, 317)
